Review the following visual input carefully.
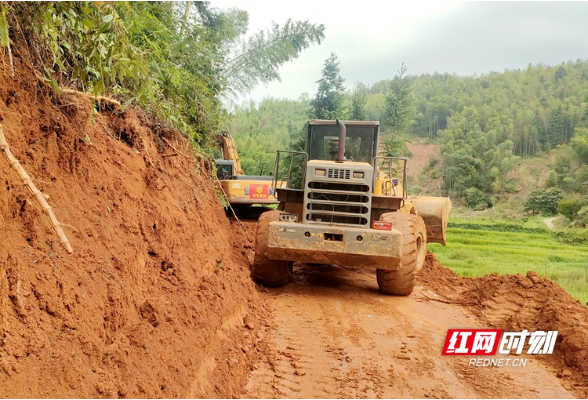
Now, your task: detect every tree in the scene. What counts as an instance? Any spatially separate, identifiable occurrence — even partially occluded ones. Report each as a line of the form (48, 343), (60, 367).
(349, 82), (368, 120)
(571, 127), (588, 164)
(311, 53), (346, 119)
(555, 65), (567, 81)
(222, 19), (325, 96)
(382, 63), (414, 157)
(382, 63), (414, 134)
(548, 105), (565, 148)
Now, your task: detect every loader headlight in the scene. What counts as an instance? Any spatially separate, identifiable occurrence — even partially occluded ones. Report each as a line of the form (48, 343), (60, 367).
(353, 171), (364, 179)
(279, 213), (298, 223)
(315, 168), (326, 176)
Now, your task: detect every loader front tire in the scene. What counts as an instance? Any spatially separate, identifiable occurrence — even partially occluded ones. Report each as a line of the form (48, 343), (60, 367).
(376, 213), (427, 296)
(253, 210), (292, 287)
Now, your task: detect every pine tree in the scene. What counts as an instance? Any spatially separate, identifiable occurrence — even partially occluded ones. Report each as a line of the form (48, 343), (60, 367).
(349, 82), (368, 120)
(311, 53), (346, 119)
(548, 106), (565, 148)
(382, 63), (414, 157)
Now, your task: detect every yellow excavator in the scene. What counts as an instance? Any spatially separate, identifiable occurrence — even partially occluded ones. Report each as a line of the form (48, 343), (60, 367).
(214, 132), (280, 209)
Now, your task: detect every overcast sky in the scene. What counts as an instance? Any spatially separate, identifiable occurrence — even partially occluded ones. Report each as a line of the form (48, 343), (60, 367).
(211, 1), (588, 104)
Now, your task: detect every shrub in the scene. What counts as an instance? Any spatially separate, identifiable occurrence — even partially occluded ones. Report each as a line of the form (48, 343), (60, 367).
(502, 179), (519, 193)
(574, 205), (588, 228)
(552, 228), (588, 244)
(464, 187), (490, 209)
(561, 176), (580, 192)
(557, 194), (586, 220)
(545, 170), (558, 188)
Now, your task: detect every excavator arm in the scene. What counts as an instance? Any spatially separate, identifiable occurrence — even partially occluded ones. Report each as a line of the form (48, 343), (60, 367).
(216, 132), (245, 175)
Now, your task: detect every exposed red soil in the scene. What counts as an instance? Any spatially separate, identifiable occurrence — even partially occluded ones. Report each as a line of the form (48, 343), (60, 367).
(406, 142), (444, 195)
(406, 142), (441, 179)
(0, 53), (266, 398)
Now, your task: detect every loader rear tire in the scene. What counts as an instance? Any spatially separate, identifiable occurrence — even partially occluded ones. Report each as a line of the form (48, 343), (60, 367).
(253, 210), (292, 287)
(376, 213), (427, 296)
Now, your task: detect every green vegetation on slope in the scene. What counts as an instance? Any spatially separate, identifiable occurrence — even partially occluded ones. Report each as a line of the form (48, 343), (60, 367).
(1, 1), (324, 148)
(369, 62), (588, 200)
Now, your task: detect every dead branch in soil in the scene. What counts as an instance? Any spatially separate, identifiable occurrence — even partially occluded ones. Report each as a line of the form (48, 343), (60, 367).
(0, 124), (73, 253)
(7, 44), (14, 76)
(1, 38), (15, 76)
(161, 137), (191, 159)
(31, 177), (54, 185)
(35, 73), (122, 107)
(96, 117), (121, 143)
(419, 291), (453, 304)
(213, 176), (251, 243)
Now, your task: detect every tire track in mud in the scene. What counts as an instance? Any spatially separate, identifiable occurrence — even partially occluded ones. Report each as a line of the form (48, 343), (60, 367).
(244, 291), (340, 398)
(243, 263), (574, 399)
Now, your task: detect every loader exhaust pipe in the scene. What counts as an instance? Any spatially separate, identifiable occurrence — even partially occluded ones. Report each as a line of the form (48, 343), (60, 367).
(336, 119), (346, 163)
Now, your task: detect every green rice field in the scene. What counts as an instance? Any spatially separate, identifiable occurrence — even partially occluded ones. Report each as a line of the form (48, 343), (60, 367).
(427, 218), (588, 303)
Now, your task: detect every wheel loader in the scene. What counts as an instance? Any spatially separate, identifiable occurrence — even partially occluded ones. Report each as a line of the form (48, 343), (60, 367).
(253, 119), (451, 295)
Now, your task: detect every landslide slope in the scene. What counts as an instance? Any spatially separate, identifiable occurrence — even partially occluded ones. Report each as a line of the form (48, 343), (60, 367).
(0, 56), (264, 398)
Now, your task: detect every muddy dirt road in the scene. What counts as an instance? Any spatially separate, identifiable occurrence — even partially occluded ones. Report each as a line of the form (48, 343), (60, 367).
(241, 263), (573, 398)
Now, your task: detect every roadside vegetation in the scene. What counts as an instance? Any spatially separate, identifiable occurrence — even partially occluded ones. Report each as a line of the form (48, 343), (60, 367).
(0, 1), (324, 148)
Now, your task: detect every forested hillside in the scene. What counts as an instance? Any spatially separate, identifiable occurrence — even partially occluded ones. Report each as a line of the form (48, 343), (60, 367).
(371, 62), (588, 197)
(229, 61), (588, 224)
(1, 2), (324, 147)
(227, 98), (309, 175)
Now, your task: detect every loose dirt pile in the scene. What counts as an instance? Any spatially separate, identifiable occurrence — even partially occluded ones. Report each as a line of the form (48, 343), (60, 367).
(0, 55), (265, 397)
(419, 252), (588, 396)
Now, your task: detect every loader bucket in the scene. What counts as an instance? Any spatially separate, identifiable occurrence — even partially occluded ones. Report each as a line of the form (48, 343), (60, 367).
(409, 196), (452, 246)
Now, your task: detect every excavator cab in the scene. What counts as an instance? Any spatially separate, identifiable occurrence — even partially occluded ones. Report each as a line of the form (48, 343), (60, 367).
(215, 160), (234, 180)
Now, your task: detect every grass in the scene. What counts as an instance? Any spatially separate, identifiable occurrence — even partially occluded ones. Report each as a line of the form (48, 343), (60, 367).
(428, 218), (588, 303)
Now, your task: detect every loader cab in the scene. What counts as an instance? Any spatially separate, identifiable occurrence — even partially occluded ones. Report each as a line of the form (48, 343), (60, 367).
(305, 119), (380, 165)
(273, 119), (411, 228)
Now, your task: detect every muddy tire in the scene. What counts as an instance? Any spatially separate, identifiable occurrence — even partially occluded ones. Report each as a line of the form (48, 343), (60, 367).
(376, 213), (427, 296)
(253, 210), (292, 287)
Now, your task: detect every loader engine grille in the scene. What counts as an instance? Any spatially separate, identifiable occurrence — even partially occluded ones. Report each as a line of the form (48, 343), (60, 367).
(305, 181), (371, 227)
(327, 168), (351, 179)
